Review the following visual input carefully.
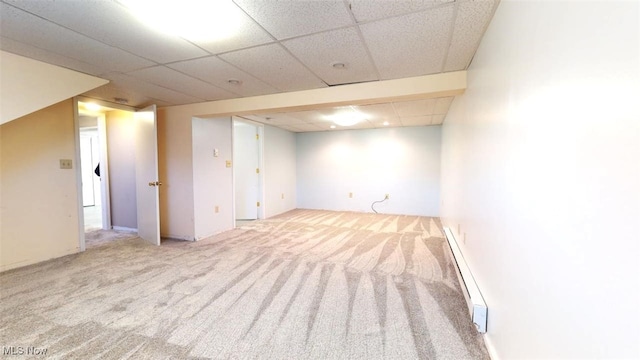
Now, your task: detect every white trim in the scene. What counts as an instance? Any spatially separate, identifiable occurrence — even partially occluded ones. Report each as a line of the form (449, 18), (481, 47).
(161, 233), (195, 241)
(112, 226), (137, 233)
(443, 227), (488, 333)
(73, 98), (86, 252)
(76, 95), (137, 112)
(97, 114), (111, 230)
(483, 334), (499, 360)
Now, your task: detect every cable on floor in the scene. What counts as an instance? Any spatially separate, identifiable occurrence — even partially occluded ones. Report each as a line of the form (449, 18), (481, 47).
(371, 195), (388, 214)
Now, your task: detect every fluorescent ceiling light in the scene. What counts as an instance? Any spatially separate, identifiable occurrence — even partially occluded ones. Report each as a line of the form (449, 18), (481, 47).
(84, 103), (102, 111)
(325, 106), (367, 127)
(120, 0), (242, 42)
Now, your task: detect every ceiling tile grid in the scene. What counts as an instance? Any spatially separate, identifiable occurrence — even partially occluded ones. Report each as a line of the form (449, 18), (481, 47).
(359, 5), (456, 79)
(349, 0), (454, 23)
(219, 43), (328, 92)
(282, 27), (378, 86)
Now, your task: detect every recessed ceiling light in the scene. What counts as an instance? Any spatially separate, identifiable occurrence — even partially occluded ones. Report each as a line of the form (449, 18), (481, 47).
(330, 125), (336, 129)
(228, 79), (242, 85)
(120, 0), (242, 42)
(383, 121), (389, 126)
(331, 62), (346, 69)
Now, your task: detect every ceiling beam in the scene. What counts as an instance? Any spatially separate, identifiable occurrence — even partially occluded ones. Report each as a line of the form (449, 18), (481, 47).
(161, 71), (466, 118)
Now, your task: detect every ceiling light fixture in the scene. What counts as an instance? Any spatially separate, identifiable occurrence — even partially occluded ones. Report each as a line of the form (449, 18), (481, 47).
(383, 121), (389, 126)
(330, 125), (336, 129)
(227, 79), (242, 85)
(114, 97), (129, 104)
(331, 62), (346, 69)
(325, 106), (367, 127)
(120, 0), (242, 42)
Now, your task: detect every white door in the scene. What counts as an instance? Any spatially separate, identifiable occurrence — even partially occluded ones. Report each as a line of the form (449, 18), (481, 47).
(234, 121), (260, 220)
(134, 105), (161, 246)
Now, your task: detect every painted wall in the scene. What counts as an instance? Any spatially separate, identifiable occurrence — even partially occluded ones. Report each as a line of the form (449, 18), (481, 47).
(297, 126), (441, 216)
(0, 51), (107, 125)
(0, 100), (80, 271)
(263, 125), (297, 218)
(439, 1), (640, 359)
(105, 110), (137, 230)
(192, 117), (234, 239)
(157, 107), (194, 240)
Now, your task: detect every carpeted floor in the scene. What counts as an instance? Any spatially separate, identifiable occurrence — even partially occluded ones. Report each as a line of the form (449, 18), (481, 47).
(0, 209), (489, 359)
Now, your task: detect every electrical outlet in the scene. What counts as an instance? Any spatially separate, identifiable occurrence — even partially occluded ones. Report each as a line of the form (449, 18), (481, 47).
(59, 159), (73, 169)
(349, 192), (353, 198)
(385, 194), (389, 199)
(225, 160), (232, 168)
(215, 206), (219, 213)
(281, 193), (284, 199)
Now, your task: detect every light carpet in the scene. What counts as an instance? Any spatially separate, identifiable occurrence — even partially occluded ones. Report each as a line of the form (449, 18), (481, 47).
(0, 209), (489, 359)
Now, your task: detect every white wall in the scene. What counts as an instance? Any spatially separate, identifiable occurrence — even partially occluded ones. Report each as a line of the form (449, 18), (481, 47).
(263, 125), (297, 218)
(0, 100), (80, 271)
(440, 1), (640, 359)
(192, 117), (234, 239)
(297, 126), (441, 216)
(105, 110), (137, 229)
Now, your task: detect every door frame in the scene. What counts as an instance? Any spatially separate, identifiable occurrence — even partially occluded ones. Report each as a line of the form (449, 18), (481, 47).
(232, 117), (265, 224)
(74, 96), (137, 251)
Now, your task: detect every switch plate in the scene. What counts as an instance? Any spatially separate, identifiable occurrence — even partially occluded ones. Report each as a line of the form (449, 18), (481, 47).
(60, 159), (73, 169)
(215, 206), (219, 213)
(349, 192), (353, 198)
(213, 148), (219, 157)
(225, 160), (232, 168)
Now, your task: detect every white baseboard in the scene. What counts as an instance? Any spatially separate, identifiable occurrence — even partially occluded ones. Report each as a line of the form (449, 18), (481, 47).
(483, 334), (499, 360)
(161, 233), (195, 241)
(112, 226), (137, 233)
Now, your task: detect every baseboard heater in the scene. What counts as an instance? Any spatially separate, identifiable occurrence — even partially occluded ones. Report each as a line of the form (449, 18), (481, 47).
(443, 227), (488, 333)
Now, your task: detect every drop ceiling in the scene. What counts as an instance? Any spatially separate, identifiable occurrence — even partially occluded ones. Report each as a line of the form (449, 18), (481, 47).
(0, 0), (499, 132)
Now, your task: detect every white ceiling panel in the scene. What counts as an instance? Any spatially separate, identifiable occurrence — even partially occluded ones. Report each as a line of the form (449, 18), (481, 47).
(282, 27), (378, 85)
(360, 5), (455, 79)
(400, 115), (433, 126)
(82, 83), (170, 108)
(0, 3), (153, 74)
(432, 114), (446, 125)
(0, 36), (104, 76)
(168, 56), (278, 97)
(434, 97), (454, 114)
(4, 0), (209, 64)
(393, 99), (437, 117)
(233, 0), (354, 39)
(188, 5), (275, 54)
(104, 73), (203, 105)
(297, 123), (330, 132)
(243, 113), (304, 125)
(444, 0), (497, 71)
(355, 103), (398, 121)
(127, 66), (235, 101)
(220, 44), (327, 92)
(349, 0), (453, 23)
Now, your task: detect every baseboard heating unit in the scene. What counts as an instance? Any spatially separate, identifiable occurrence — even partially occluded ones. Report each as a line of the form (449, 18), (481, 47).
(443, 227), (488, 333)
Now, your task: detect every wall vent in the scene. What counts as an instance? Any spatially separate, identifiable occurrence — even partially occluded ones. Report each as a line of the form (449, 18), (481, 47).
(443, 227), (488, 333)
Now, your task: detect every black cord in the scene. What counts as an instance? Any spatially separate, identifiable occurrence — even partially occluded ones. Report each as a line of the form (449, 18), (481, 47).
(371, 196), (388, 214)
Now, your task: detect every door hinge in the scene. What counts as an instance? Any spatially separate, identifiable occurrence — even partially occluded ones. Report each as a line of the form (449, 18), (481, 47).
(257, 201), (261, 207)
(256, 168), (260, 174)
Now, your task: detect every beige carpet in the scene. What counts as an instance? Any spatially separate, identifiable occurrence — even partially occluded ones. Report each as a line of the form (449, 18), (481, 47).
(0, 209), (489, 359)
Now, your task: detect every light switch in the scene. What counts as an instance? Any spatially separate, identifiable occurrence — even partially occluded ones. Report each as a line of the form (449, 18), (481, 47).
(213, 148), (219, 157)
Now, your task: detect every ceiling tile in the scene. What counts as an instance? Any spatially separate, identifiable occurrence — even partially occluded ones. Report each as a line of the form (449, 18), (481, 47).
(244, 113), (304, 126)
(278, 125), (304, 133)
(234, 0), (354, 39)
(168, 56), (278, 97)
(432, 115), (446, 125)
(0, 36), (104, 76)
(4, 0), (208, 64)
(282, 27), (378, 85)
(220, 44), (327, 92)
(355, 103), (399, 121)
(360, 5), (455, 79)
(434, 97), (454, 114)
(393, 99), (436, 117)
(400, 115), (433, 126)
(0, 3), (153, 74)
(81, 83), (170, 108)
(103, 73), (203, 105)
(188, 5), (275, 54)
(349, 0), (453, 23)
(127, 66), (235, 101)
(444, 0), (497, 71)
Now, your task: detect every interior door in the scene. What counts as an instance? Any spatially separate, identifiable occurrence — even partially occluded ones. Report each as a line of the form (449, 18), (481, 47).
(234, 121), (259, 220)
(134, 105), (161, 245)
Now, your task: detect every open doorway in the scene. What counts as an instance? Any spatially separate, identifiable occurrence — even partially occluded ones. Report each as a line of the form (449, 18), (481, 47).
(233, 118), (264, 228)
(79, 117), (103, 230)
